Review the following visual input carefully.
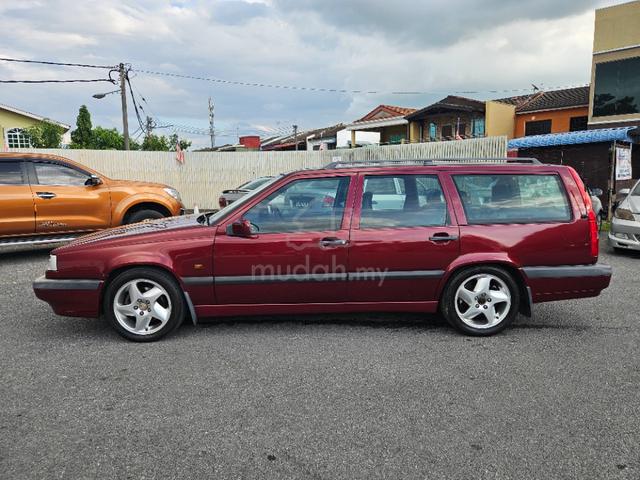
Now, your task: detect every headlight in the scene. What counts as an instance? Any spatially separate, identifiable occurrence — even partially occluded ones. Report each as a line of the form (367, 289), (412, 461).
(614, 208), (635, 221)
(164, 188), (182, 203)
(48, 255), (57, 272)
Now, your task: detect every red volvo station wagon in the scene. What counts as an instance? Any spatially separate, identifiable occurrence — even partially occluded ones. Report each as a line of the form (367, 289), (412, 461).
(34, 159), (612, 342)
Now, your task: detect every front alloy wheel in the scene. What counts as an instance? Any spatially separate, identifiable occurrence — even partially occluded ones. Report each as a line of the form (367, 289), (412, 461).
(105, 268), (185, 341)
(113, 279), (172, 336)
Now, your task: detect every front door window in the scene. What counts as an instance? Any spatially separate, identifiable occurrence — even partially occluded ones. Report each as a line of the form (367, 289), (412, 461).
(244, 177), (350, 233)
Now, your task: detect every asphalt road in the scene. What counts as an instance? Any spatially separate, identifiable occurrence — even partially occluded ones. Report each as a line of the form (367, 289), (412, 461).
(1, 238), (638, 480)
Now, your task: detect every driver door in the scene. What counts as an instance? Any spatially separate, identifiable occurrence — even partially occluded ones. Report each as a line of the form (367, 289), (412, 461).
(213, 174), (354, 305)
(30, 160), (112, 234)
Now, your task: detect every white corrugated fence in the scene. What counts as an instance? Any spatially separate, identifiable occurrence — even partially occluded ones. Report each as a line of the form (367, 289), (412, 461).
(13, 136), (506, 208)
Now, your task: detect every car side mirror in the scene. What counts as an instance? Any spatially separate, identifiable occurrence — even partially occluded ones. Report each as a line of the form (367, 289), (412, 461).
(85, 174), (102, 186)
(226, 219), (256, 238)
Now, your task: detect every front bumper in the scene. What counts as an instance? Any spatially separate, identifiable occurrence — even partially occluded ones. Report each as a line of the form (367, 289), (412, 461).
(609, 217), (640, 251)
(33, 276), (103, 317)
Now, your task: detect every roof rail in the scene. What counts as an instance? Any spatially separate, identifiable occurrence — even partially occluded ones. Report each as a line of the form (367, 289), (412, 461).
(324, 157), (541, 169)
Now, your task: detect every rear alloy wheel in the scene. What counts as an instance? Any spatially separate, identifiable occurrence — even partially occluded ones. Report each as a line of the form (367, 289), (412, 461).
(105, 268), (185, 341)
(442, 266), (519, 336)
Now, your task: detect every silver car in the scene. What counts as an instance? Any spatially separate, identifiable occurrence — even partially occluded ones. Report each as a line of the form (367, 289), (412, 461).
(609, 180), (640, 252)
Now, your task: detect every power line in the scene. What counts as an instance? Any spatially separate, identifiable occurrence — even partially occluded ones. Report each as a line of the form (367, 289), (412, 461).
(0, 57), (115, 69)
(0, 78), (114, 84)
(133, 67), (589, 96)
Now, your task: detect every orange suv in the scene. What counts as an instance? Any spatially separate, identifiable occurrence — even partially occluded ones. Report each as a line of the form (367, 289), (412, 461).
(0, 153), (184, 246)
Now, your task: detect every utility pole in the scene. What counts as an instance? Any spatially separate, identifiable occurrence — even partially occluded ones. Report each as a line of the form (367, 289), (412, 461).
(208, 97), (215, 149)
(293, 124), (298, 151)
(119, 63), (130, 150)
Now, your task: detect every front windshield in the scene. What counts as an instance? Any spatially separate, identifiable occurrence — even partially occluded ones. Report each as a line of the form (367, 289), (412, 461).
(199, 175), (283, 225)
(631, 181), (640, 196)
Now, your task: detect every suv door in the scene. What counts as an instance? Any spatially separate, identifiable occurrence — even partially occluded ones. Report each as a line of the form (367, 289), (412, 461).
(29, 159), (111, 234)
(0, 160), (35, 237)
(214, 174), (354, 305)
(349, 172), (460, 302)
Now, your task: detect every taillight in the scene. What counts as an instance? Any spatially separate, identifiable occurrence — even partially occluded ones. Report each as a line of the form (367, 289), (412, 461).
(219, 196), (227, 208)
(567, 167), (598, 258)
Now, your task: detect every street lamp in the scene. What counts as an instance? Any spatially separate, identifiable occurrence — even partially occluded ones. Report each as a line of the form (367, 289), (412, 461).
(92, 89), (120, 99)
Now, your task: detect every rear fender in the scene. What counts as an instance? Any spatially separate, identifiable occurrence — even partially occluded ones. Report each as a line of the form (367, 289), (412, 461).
(437, 253), (532, 317)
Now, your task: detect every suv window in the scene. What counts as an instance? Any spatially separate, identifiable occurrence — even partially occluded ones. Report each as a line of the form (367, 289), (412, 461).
(360, 174), (447, 228)
(34, 162), (89, 186)
(244, 176), (350, 233)
(0, 161), (25, 185)
(453, 174), (571, 224)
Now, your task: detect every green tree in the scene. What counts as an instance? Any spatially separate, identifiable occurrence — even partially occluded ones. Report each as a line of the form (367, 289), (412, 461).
(91, 127), (140, 150)
(70, 105), (93, 149)
(141, 134), (171, 151)
(25, 120), (64, 148)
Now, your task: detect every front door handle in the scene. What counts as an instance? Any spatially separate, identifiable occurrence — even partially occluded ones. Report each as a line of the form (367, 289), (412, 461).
(429, 233), (459, 242)
(320, 237), (349, 247)
(36, 192), (56, 200)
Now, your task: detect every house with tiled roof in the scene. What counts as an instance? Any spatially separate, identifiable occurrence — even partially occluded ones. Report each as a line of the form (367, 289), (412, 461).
(496, 86), (590, 138)
(404, 95), (517, 143)
(345, 105), (417, 146)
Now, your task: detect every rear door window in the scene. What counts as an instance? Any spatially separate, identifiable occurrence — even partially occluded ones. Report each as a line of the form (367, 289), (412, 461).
(0, 161), (25, 185)
(453, 174), (571, 224)
(360, 174), (447, 228)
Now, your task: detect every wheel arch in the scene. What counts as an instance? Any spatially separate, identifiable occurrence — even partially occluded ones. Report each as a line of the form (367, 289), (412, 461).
(112, 194), (176, 225)
(99, 263), (193, 322)
(438, 259), (531, 317)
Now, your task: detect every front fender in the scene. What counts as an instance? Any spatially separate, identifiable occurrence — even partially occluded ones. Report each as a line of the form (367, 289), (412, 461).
(112, 193), (179, 225)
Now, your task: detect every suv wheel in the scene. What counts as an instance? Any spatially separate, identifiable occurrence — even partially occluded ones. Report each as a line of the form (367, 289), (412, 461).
(125, 209), (165, 224)
(441, 266), (519, 336)
(104, 268), (185, 342)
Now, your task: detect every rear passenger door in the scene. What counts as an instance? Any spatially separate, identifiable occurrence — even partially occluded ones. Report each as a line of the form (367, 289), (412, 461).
(0, 160), (35, 237)
(348, 173), (460, 303)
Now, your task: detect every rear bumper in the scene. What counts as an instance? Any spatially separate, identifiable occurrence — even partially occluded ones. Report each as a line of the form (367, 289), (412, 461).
(521, 264), (612, 303)
(33, 275), (103, 317)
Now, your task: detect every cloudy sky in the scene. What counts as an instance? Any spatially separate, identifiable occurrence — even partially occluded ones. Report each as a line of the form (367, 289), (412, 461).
(0, 0), (622, 148)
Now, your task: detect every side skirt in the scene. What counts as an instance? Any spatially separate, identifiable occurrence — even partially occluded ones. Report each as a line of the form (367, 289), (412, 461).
(195, 301), (439, 318)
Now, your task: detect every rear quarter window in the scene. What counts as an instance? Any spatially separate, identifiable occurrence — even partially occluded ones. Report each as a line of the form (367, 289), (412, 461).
(453, 174), (571, 224)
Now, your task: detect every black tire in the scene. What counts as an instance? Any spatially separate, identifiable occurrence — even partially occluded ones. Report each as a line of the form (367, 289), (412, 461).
(441, 265), (520, 336)
(125, 208), (165, 224)
(104, 267), (185, 342)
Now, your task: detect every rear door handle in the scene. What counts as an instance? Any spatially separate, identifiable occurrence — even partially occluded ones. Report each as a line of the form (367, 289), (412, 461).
(429, 233), (459, 242)
(320, 237), (349, 247)
(36, 192), (56, 200)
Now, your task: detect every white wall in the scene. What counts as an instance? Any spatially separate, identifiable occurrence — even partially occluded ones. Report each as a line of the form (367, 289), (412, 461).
(336, 129), (380, 148)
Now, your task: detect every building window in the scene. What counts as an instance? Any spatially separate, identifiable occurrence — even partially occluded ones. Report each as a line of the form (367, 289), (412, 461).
(569, 116), (588, 132)
(6, 128), (31, 148)
(593, 56), (640, 117)
(524, 119), (552, 136)
(429, 123), (437, 141)
(441, 125), (453, 139)
(472, 118), (485, 137)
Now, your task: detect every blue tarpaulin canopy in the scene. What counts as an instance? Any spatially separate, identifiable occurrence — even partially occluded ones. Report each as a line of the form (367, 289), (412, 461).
(508, 127), (637, 149)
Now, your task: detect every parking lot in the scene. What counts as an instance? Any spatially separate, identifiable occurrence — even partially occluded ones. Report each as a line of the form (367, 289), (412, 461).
(0, 237), (638, 480)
